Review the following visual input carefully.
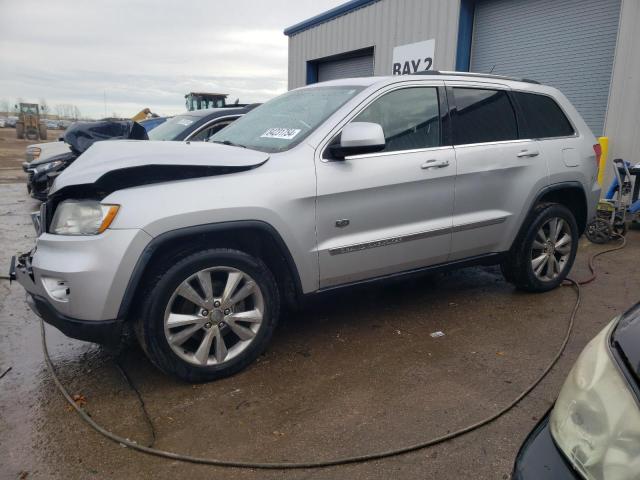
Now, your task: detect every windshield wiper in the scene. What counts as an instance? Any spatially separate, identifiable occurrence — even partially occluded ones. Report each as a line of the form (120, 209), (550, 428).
(212, 140), (247, 149)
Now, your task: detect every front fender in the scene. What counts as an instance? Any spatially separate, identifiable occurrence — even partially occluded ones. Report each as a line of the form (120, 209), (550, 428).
(116, 221), (305, 320)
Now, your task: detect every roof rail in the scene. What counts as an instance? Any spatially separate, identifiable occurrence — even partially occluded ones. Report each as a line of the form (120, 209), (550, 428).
(414, 70), (540, 85)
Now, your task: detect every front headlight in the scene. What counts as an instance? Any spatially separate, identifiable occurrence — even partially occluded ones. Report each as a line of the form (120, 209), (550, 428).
(26, 146), (41, 160)
(50, 200), (120, 235)
(34, 160), (65, 175)
(550, 320), (640, 479)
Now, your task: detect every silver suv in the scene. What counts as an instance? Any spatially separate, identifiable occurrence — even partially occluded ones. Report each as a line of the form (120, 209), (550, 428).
(11, 72), (601, 382)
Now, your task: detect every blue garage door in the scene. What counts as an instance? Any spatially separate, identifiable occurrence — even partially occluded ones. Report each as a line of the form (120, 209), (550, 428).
(470, 0), (621, 135)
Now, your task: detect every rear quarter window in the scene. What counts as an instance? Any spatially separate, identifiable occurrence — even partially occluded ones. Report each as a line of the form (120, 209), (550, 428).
(513, 92), (575, 139)
(452, 88), (518, 145)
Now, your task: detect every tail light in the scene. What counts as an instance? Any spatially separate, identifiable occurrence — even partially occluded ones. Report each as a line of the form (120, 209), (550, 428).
(593, 143), (602, 176)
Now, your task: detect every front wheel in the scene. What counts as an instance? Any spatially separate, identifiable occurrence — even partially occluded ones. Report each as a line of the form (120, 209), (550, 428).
(501, 203), (578, 292)
(136, 248), (279, 383)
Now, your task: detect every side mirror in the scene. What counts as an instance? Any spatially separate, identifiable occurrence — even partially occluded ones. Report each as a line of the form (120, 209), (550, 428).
(329, 122), (385, 159)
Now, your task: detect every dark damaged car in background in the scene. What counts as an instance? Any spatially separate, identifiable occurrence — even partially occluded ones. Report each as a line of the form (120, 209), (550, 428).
(24, 116), (167, 164)
(513, 302), (640, 480)
(22, 105), (257, 201)
(23, 120), (149, 201)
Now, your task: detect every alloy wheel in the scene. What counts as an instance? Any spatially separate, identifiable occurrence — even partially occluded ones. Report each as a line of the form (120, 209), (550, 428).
(530, 217), (573, 281)
(164, 266), (264, 366)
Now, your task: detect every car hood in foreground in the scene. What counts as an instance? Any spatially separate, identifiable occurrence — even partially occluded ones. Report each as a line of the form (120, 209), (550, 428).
(50, 140), (269, 198)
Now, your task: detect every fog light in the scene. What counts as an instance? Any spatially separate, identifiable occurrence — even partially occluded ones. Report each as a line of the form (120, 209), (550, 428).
(42, 277), (70, 302)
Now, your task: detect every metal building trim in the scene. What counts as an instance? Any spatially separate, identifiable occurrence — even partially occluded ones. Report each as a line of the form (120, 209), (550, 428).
(455, 0), (476, 71)
(284, 0), (380, 36)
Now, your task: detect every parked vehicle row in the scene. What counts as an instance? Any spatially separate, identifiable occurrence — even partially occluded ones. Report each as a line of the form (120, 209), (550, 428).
(0, 116), (18, 127)
(0, 116), (75, 129)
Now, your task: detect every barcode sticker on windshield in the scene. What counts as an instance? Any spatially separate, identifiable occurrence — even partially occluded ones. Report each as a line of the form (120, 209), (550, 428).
(261, 128), (301, 140)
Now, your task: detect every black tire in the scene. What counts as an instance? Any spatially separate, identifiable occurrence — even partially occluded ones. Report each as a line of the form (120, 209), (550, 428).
(613, 213), (628, 237)
(25, 128), (38, 140)
(501, 203), (579, 292)
(585, 218), (611, 244)
(135, 248), (279, 383)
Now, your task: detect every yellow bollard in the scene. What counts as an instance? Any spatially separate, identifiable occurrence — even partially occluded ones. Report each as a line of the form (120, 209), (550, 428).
(598, 137), (608, 185)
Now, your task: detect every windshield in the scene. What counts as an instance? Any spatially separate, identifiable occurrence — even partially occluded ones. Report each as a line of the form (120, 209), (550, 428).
(209, 86), (364, 153)
(186, 96), (226, 111)
(148, 115), (197, 140)
(20, 104), (39, 114)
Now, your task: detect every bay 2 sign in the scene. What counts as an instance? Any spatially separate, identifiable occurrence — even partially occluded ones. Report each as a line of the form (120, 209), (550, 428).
(392, 39), (435, 75)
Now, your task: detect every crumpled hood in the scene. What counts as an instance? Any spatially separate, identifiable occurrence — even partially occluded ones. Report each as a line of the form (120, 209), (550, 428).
(50, 140), (269, 197)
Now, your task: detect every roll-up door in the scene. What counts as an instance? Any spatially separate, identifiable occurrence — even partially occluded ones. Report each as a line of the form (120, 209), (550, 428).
(470, 0), (621, 135)
(317, 54), (374, 82)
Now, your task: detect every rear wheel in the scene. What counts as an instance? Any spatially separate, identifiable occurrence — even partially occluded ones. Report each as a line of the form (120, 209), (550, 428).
(501, 203), (578, 292)
(135, 248), (279, 383)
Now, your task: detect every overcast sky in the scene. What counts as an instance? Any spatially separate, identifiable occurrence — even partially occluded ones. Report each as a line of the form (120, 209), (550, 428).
(0, 0), (345, 118)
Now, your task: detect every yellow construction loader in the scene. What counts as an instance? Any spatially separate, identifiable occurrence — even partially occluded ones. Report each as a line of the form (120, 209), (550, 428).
(131, 108), (153, 122)
(16, 103), (47, 140)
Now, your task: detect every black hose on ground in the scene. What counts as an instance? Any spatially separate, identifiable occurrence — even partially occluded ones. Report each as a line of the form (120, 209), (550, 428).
(39, 237), (626, 470)
(114, 360), (157, 448)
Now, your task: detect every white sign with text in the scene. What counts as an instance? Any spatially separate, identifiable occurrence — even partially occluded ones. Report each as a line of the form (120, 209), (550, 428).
(392, 39), (435, 75)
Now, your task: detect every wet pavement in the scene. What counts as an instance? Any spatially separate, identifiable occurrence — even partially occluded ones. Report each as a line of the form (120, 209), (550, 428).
(1, 181), (639, 480)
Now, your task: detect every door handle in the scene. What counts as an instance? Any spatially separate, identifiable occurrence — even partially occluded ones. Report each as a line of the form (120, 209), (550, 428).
(421, 159), (450, 169)
(516, 149), (540, 158)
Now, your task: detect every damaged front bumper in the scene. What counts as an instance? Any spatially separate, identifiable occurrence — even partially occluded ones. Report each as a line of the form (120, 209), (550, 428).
(9, 204), (152, 346)
(10, 251), (124, 345)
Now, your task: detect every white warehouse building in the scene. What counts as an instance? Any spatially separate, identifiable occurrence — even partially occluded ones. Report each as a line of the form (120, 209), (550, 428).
(284, 0), (640, 172)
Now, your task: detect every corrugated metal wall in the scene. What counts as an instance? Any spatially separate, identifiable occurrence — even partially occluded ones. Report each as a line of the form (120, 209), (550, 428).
(470, 0), (621, 136)
(604, 0), (640, 184)
(287, 0), (460, 89)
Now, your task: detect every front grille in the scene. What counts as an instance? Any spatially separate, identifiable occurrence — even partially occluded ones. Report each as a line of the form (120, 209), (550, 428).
(30, 212), (41, 235)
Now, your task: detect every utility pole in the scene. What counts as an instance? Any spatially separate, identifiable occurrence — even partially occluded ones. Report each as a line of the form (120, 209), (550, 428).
(103, 90), (107, 119)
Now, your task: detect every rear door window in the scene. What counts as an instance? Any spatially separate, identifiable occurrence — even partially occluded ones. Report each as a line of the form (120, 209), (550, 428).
(452, 88), (518, 145)
(513, 92), (575, 139)
(353, 87), (441, 152)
